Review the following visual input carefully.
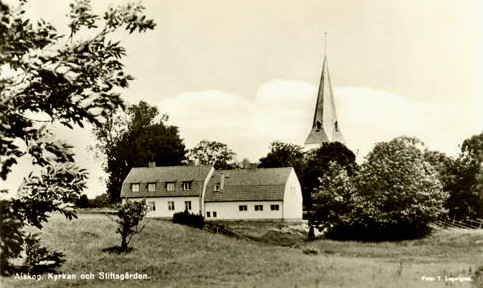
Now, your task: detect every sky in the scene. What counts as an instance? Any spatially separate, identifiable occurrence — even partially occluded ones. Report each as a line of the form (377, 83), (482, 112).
(2, 0), (483, 197)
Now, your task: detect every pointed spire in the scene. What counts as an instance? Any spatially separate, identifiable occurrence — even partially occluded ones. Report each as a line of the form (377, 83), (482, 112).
(304, 35), (344, 148)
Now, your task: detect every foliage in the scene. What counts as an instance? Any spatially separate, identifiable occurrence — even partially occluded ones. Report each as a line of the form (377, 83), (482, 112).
(0, 0), (154, 274)
(258, 141), (307, 203)
(89, 193), (112, 208)
(312, 137), (448, 240)
(425, 132), (483, 219)
(109, 200), (147, 252)
(76, 194), (90, 208)
(23, 233), (65, 274)
(95, 101), (186, 202)
(310, 162), (357, 229)
(187, 140), (237, 169)
(0, 199), (23, 275)
(455, 132), (483, 218)
(172, 210), (205, 229)
(259, 141), (305, 169)
(302, 142), (358, 211)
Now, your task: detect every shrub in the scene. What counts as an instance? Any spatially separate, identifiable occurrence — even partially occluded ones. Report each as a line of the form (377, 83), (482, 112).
(172, 210), (204, 229)
(109, 200), (147, 252)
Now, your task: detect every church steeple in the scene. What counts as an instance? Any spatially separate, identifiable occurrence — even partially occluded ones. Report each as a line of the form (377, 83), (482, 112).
(304, 37), (344, 149)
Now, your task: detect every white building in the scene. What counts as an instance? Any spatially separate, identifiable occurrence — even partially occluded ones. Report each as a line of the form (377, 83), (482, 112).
(120, 165), (303, 221)
(204, 168), (303, 221)
(120, 164), (214, 218)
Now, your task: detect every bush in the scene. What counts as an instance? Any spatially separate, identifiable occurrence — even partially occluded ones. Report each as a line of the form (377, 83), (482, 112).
(109, 200), (147, 252)
(172, 210), (204, 229)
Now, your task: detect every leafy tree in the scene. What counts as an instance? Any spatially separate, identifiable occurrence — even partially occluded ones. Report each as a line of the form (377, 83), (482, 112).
(90, 193), (112, 208)
(0, 0), (154, 274)
(302, 142), (358, 211)
(187, 140), (236, 169)
(312, 137), (448, 240)
(424, 132), (483, 219)
(76, 194), (90, 208)
(259, 141), (305, 171)
(109, 200), (147, 252)
(97, 101), (186, 203)
(449, 132), (483, 219)
(310, 161), (356, 230)
(258, 141), (309, 207)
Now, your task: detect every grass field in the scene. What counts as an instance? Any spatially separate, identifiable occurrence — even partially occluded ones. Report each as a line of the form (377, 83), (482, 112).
(1, 212), (482, 288)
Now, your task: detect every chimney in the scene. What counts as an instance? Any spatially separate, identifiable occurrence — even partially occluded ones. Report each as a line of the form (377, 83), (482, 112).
(148, 161), (156, 168)
(220, 173), (225, 190)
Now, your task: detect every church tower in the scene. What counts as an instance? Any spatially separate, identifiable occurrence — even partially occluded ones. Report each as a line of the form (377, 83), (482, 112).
(304, 43), (344, 150)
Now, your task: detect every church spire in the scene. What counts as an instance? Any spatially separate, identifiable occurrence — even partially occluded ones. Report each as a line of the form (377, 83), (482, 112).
(304, 35), (344, 149)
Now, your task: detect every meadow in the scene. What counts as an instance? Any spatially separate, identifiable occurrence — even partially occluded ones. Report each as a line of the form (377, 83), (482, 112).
(1, 212), (482, 288)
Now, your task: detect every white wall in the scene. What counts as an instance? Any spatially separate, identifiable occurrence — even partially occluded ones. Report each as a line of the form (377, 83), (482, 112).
(126, 197), (200, 218)
(282, 170), (303, 220)
(204, 201), (283, 220)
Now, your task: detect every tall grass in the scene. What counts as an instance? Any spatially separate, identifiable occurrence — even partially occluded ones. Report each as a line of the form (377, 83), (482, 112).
(1, 213), (481, 288)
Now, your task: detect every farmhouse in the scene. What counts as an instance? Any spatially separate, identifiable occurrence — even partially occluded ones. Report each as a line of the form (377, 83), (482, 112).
(204, 168), (303, 221)
(120, 164), (214, 218)
(120, 164), (303, 221)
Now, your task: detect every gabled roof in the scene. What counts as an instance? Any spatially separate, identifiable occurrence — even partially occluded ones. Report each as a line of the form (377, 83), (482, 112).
(204, 167), (294, 202)
(120, 165), (213, 197)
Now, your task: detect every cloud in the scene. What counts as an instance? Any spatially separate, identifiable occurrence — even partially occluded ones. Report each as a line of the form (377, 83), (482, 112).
(159, 80), (316, 161)
(160, 81), (480, 163)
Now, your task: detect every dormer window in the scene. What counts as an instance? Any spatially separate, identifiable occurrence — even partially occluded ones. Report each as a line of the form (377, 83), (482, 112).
(131, 183), (140, 192)
(166, 182), (175, 191)
(147, 183), (156, 192)
(182, 181), (192, 191)
(214, 183), (220, 192)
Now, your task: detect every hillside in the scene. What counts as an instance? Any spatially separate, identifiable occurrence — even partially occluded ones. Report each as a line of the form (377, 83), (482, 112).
(1, 213), (482, 287)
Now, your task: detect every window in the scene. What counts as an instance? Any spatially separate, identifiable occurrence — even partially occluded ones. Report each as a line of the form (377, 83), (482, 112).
(334, 121), (339, 132)
(213, 211), (217, 218)
(207, 212), (211, 217)
(239, 205), (247, 211)
(316, 120), (322, 130)
(271, 204), (279, 211)
(168, 201), (175, 211)
(185, 201), (192, 211)
(255, 205), (263, 211)
(147, 183), (156, 192)
(148, 201), (156, 211)
(182, 181), (192, 190)
(166, 182), (175, 191)
(214, 183), (220, 192)
(131, 183), (140, 192)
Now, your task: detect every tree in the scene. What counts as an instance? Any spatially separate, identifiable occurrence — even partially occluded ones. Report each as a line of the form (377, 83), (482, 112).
(302, 142), (358, 211)
(76, 194), (90, 208)
(187, 140), (236, 170)
(97, 101), (186, 203)
(0, 0), (155, 274)
(424, 132), (483, 219)
(312, 137), (449, 240)
(259, 141), (305, 170)
(258, 141), (307, 203)
(109, 200), (147, 252)
(457, 132), (483, 218)
(310, 161), (356, 229)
